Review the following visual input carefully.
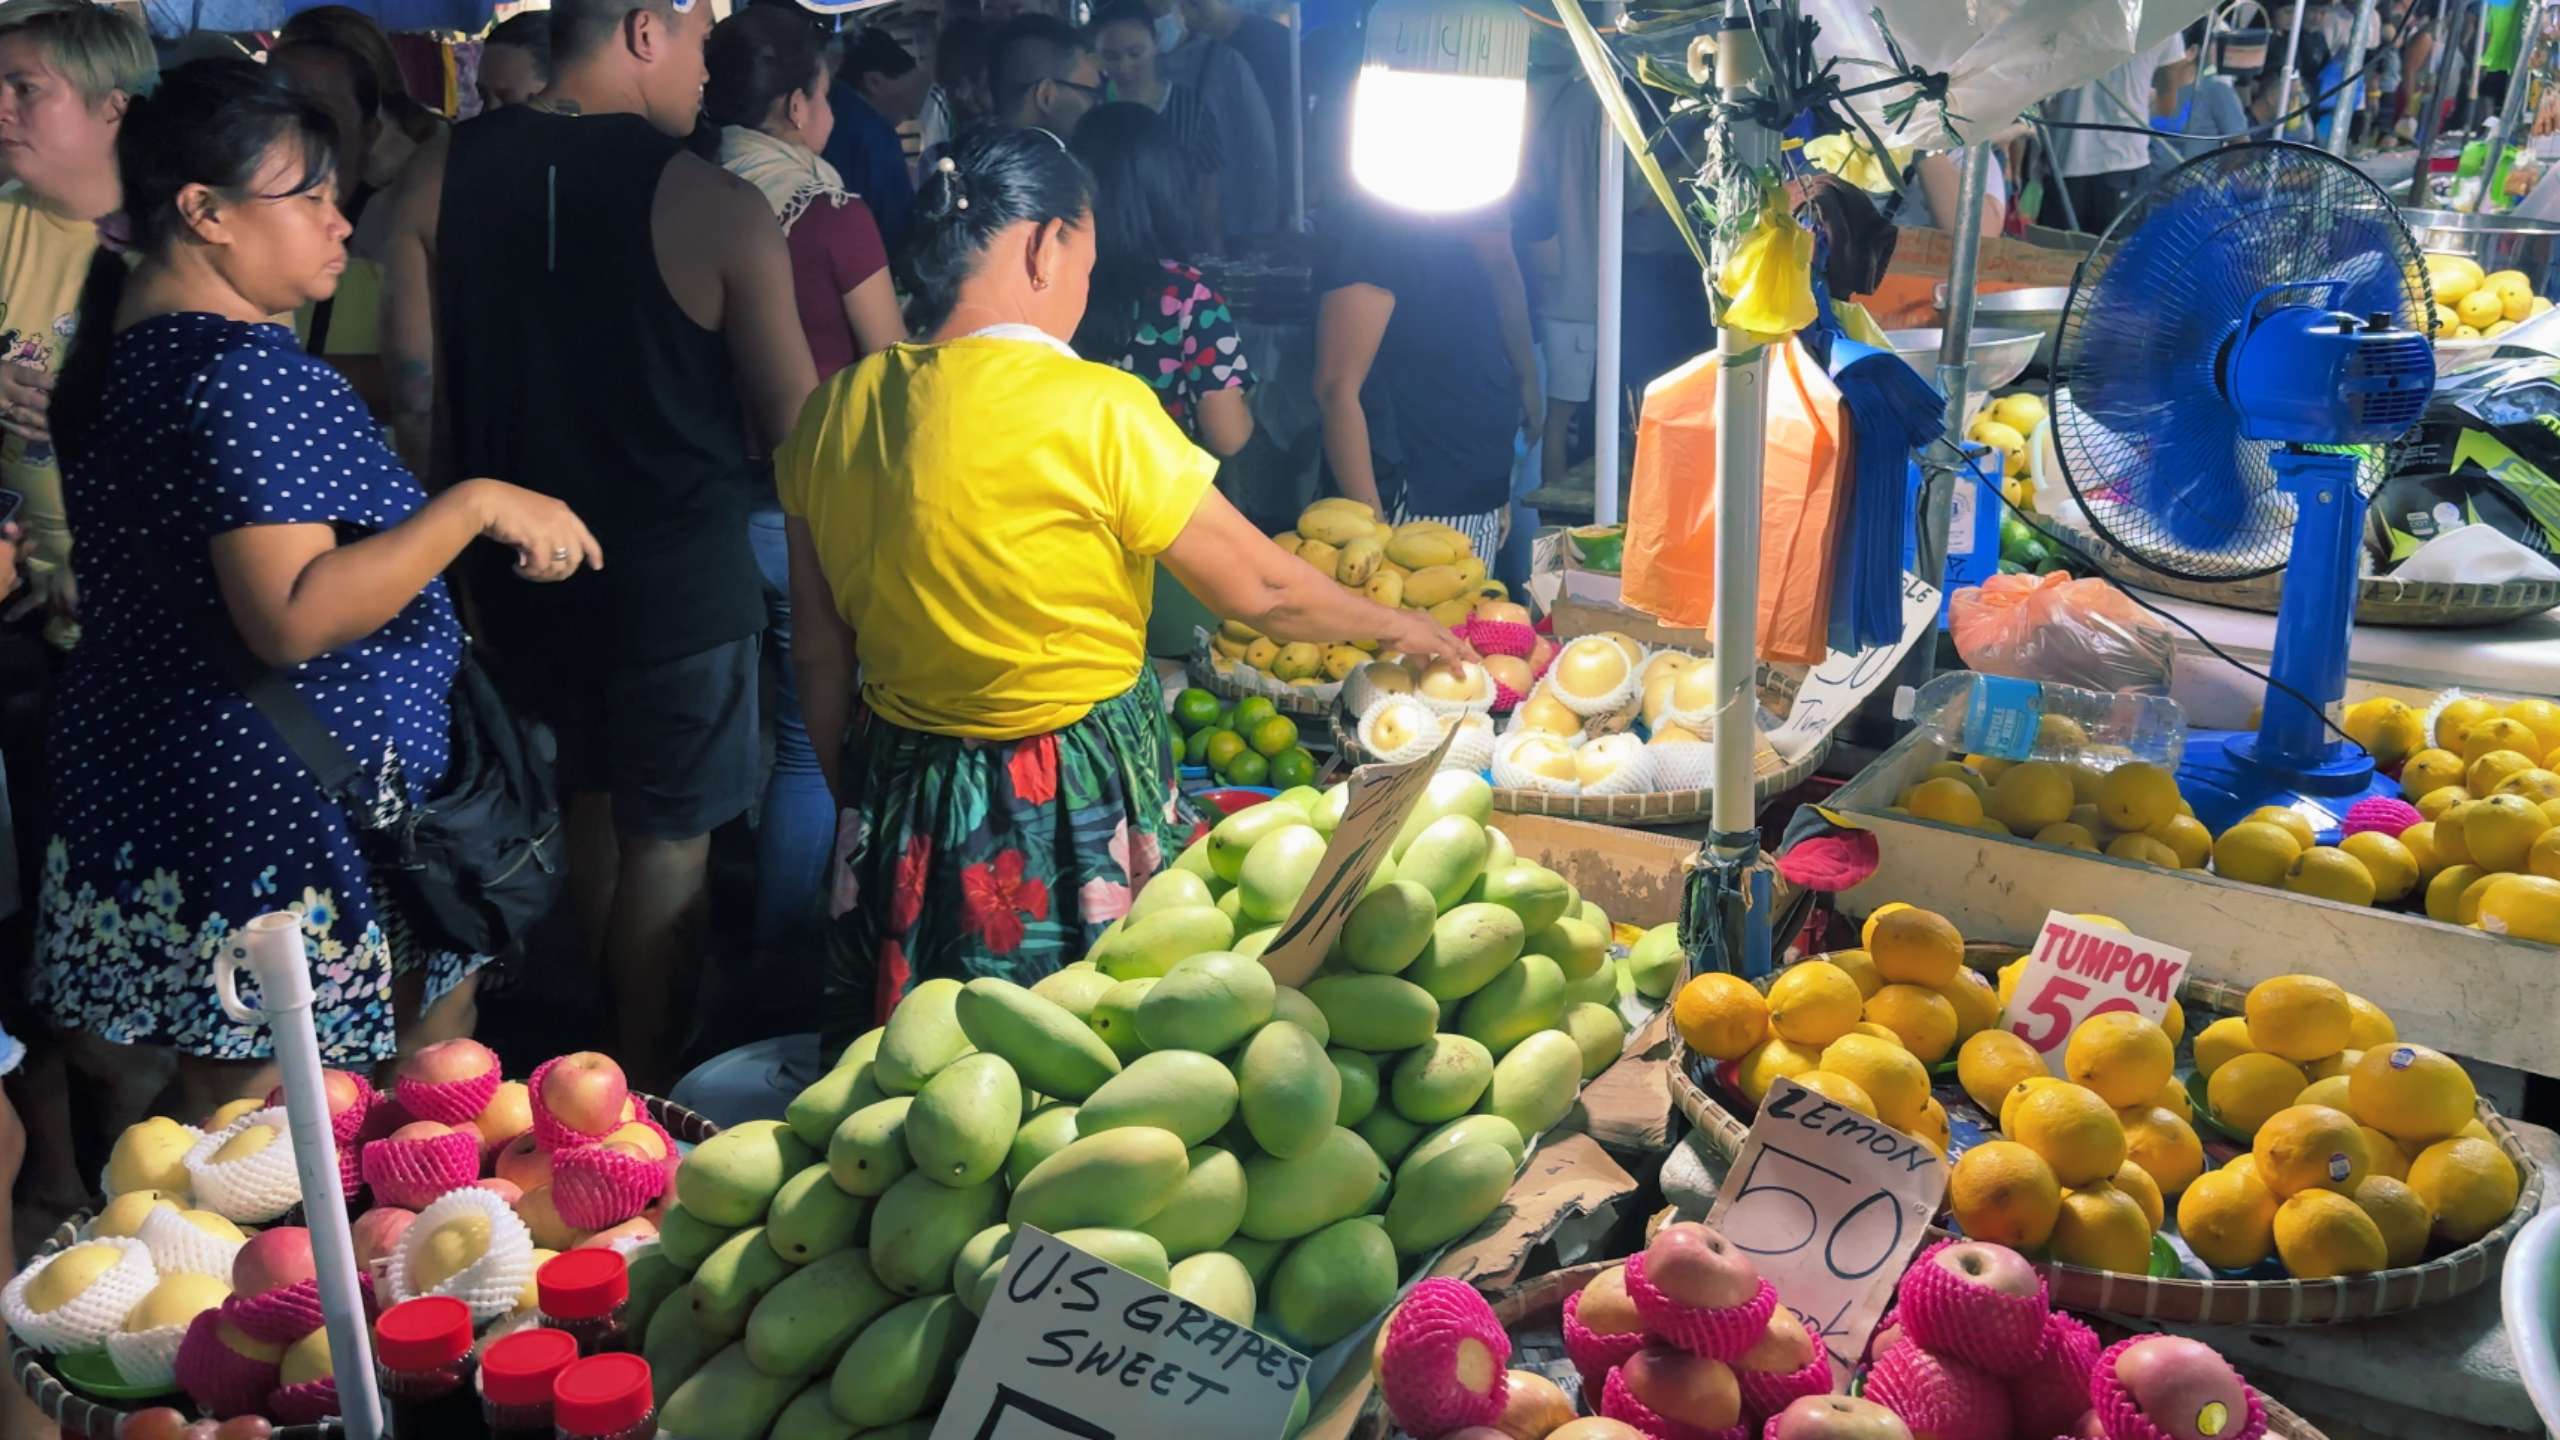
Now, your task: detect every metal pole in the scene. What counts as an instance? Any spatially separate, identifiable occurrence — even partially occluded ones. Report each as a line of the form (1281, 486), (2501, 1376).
(1900, 142), (1989, 694)
(1707, 0), (1771, 861)
(2468, 0), (2545, 207)
(1593, 5), (1626, 526)
(2410, 2), (2466, 203)
(2031, 116), (2083, 232)
(2461, 0), (2497, 128)
(1288, 4), (1305, 230)
(2274, 0), (2311, 126)
(2333, 0), (2377, 154)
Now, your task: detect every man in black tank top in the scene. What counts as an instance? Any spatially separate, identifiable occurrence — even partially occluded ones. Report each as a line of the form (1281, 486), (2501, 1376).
(378, 0), (819, 1085)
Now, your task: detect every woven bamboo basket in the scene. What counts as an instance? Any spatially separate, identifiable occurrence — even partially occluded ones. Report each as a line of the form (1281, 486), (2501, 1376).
(2072, 525), (2560, 627)
(1184, 645), (1343, 718)
(7, 1093), (716, 1439)
(1324, 715), (1832, 828)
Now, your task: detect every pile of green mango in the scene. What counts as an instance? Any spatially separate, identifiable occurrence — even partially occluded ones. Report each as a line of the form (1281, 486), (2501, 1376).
(632, 772), (1640, 1440)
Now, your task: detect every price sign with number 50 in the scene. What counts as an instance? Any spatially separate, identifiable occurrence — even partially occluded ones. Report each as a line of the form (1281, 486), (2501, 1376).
(2007, 910), (2190, 1072)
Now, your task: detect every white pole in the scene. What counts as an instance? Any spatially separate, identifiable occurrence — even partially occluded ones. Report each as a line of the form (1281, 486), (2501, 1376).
(2464, 0), (2497, 126)
(1288, 3), (1305, 229)
(2274, 0), (2311, 128)
(2333, 0), (2377, 153)
(1593, 3), (1626, 526)
(1708, 0), (1770, 855)
(1916, 144), (1989, 595)
(216, 914), (386, 1440)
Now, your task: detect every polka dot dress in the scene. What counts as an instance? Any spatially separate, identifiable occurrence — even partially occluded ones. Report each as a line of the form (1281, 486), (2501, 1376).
(33, 314), (478, 1065)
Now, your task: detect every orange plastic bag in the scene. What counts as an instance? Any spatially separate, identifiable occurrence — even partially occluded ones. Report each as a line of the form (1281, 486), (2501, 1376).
(1621, 338), (1848, 664)
(1949, 571), (2176, 693)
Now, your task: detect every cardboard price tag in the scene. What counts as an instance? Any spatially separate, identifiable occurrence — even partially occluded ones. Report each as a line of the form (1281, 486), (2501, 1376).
(1706, 1077), (1947, 1372)
(2005, 910), (2191, 1072)
(930, 1227), (1308, 1440)
(1259, 728), (1457, 988)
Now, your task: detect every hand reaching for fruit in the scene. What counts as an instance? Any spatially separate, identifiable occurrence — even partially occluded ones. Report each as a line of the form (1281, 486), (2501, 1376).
(1389, 612), (1482, 668)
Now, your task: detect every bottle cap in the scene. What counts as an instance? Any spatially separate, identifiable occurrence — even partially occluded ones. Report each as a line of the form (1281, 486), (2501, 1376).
(375, 1295), (474, 1372)
(537, 1249), (630, 1320)
(554, 1353), (653, 1436)
(480, 1326), (581, 1408)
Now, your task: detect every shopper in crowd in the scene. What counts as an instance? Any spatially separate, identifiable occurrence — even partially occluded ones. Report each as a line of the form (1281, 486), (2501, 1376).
(379, 0), (816, 1088)
(706, 4), (900, 951)
(781, 127), (1468, 1038)
(825, 26), (926, 255)
(271, 32), (395, 416)
(477, 12), (552, 112)
(41, 60), (597, 1118)
(1154, 0), (1277, 246)
(1896, 150), (2009, 235)
(2040, 33), (2182, 232)
(2146, 28), (2253, 177)
(1314, 197), (1541, 559)
(992, 14), (1102, 135)
(1518, 67), (1600, 528)
(1088, 3), (1220, 244)
(0, 512), (38, 1440)
(1070, 102), (1252, 454)
(925, 16), (993, 154)
(277, 6), (441, 261)
(1176, 0), (1293, 213)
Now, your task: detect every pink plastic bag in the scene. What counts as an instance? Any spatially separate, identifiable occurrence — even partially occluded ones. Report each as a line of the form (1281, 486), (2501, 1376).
(1949, 572), (2176, 694)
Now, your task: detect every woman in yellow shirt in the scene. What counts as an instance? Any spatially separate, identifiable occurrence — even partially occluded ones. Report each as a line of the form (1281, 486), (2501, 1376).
(779, 127), (1464, 1035)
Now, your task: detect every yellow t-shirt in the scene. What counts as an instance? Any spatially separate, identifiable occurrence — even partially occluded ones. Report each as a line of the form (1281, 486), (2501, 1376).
(777, 333), (1219, 741)
(0, 185), (99, 610)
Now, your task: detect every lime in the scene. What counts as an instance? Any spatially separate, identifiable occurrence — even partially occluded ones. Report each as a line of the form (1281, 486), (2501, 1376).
(1216, 703), (1235, 730)
(1174, 688), (1222, 732)
(1268, 748), (1318, 790)
(1233, 696), (1279, 732)
(1248, 714), (1300, 757)
(1184, 728), (1217, 766)
(1204, 731), (1248, 770)
(1222, 749), (1270, 786)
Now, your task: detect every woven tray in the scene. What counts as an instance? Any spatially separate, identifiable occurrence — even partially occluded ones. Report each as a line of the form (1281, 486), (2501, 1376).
(1324, 711), (1833, 829)
(1668, 974), (2540, 1325)
(8, 1093), (715, 1438)
(1185, 647), (1343, 719)
(2073, 526), (2560, 627)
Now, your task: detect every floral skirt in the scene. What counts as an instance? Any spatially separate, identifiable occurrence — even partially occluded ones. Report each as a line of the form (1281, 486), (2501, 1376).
(821, 670), (1201, 1044)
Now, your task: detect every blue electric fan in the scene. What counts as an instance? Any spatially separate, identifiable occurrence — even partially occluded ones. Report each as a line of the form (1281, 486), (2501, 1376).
(2049, 141), (2438, 838)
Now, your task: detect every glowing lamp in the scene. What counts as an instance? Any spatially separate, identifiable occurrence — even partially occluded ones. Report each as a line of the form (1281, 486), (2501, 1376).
(1350, 0), (1531, 212)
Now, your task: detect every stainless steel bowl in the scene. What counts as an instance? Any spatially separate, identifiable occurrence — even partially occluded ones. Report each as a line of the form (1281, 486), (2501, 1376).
(1933, 284), (2073, 376)
(2401, 208), (2560, 295)
(1884, 326), (2045, 424)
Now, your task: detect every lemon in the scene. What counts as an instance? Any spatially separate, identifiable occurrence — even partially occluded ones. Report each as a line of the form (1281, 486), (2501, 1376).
(1997, 955), (2028, 1009)
(1767, 962), (1863, 1048)
(2253, 1104), (2370, 1197)
(2209, 1052), (2311, 1137)
(1816, 1034), (1931, 1131)
(2163, 996), (2186, 1046)
(2458, 287), (2508, 329)
(2098, 763), (2181, 832)
(1922, 760), (1990, 797)
(2496, 768), (2560, 803)
(2337, 834), (2418, 903)
(1970, 816), (2013, 837)
(2212, 821), (2302, 885)
(2436, 801), (2484, 865)
(2505, 697), (2560, 755)
(1988, 762), (2075, 833)
(2472, 747), (2541, 794)
(1966, 755), (2015, 782)
(1862, 983), (1957, 1063)
(1791, 1069), (1877, 1117)
(2144, 814), (2213, 869)
(2241, 806), (2316, 851)
(2064, 1012), (2174, 1108)
(2426, 863), (2489, 922)
(2051, 1182), (2154, 1273)
(2341, 993), (2396, 1049)
(2120, 1103), (2205, 1198)
(2226, 1154), (2262, 1186)
(2246, 974), (2353, 1060)
(1813, 947), (1880, 1000)
(2401, 821), (2447, 880)
(2285, 846), (2377, 906)
(2464, 870), (2511, 923)
(2035, 822), (2100, 851)
(2344, 698), (2427, 765)
(1736, 1036), (1821, 1104)
(1853, 1021), (1902, 1043)
(2409, 1136), (2520, 1245)
(2349, 1043), (2476, 1146)
(2068, 802), (2112, 837)
(2531, 828), (2560, 881)
(1673, 973), (1769, 1061)
(1905, 777), (1985, 826)
(2462, 794), (2551, 872)
(2194, 1015), (2257, 1080)
(2002, 1073), (2069, 1135)
(2353, 1176), (2432, 1267)
(2297, 1075), (2355, 1111)
(2275, 1190), (2388, 1278)
(2112, 1160), (2166, 1231)
(2305, 1049), (2361, 1081)
(1958, 1029), (2046, 1113)
(2435, 697), (2499, 751)
(1912, 1096), (1952, 1157)
(1949, 1140), (2062, 1249)
(2178, 1167), (2278, 1270)
(2463, 717), (2543, 765)
(1934, 971), (1999, 1045)
(2360, 1126), (2409, 1181)
(2010, 1083), (2128, 1187)
(2060, 763), (2104, 802)
(2433, 302), (2461, 336)
(2477, 872), (2560, 941)
(2156, 1077), (2194, 1122)
(2401, 747), (2469, 800)
(2420, 786), (2475, 823)
(1867, 907), (1963, 988)
(2107, 833), (2181, 868)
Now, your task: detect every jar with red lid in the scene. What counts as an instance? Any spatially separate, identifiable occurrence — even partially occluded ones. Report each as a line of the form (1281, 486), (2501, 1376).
(376, 1294), (486, 1440)
(555, 1352), (660, 1440)
(536, 1250), (635, 1354)
(483, 1325), (582, 1439)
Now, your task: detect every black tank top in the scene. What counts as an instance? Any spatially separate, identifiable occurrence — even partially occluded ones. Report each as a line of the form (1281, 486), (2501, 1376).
(437, 107), (763, 666)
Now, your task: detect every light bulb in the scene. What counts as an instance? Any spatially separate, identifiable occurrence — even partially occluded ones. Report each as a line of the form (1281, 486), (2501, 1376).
(1349, 66), (1526, 213)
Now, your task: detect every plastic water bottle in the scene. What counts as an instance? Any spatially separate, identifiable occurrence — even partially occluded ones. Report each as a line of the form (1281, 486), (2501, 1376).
(1894, 672), (2187, 768)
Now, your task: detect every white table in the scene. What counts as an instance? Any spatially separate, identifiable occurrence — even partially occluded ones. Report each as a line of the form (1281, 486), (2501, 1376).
(2148, 592), (2560, 727)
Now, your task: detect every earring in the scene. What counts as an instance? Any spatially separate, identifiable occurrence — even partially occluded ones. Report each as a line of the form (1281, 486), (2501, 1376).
(1032, 275), (1050, 290)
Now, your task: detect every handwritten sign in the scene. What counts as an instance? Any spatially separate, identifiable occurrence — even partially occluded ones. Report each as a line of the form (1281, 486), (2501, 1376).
(1259, 728), (1457, 988)
(2005, 910), (2190, 1073)
(1706, 1077), (1947, 1373)
(1762, 575), (1941, 763)
(931, 1228), (1308, 1440)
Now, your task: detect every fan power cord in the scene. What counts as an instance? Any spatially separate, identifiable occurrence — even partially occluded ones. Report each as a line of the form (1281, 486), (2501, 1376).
(1929, 441), (2376, 761)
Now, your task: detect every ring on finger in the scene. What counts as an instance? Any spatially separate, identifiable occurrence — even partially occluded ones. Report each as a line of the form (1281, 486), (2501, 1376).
(551, 546), (570, 562)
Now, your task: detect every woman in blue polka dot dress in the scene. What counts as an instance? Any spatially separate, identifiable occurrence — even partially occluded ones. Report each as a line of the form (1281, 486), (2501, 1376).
(36, 61), (598, 1107)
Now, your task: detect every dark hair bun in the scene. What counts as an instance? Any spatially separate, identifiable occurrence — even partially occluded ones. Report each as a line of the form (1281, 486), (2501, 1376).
(900, 126), (1092, 332)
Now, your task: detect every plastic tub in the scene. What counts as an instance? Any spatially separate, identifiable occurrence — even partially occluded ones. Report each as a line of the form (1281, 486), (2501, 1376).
(2503, 1208), (2560, 1433)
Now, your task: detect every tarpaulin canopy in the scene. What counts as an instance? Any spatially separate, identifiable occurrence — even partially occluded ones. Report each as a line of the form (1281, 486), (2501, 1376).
(144, 0), (504, 40)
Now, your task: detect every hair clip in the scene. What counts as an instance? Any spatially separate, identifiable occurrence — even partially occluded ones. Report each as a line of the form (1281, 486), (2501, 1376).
(1028, 127), (1069, 153)
(937, 156), (958, 174)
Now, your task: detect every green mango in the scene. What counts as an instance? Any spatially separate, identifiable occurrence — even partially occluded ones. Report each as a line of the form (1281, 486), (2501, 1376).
(785, 1051), (884, 1151)
(623, 1246), (687, 1337)
(867, 1170), (1004, 1296)
(1559, 961), (1622, 1009)
(655, 1204), (735, 1273)
(876, 978), (970, 1093)
(1137, 1145), (1247, 1258)
(1077, 1050), (1238, 1146)
(1406, 903), (1529, 1001)
(1129, 868), (1215, 920)
(827, 1294), (974, 1428)
(1577, 899), (1614, 939)
(1397, 814), (1491, 909)
(1353, 1107), (1427, 1163)
(955, 978), (1123, 1101)
(1233, 926), (1279, 961)
(765, 1163), (867, 1263)
(1221, 1235), (1284, 1288)
(1239, 1022), (1338, 1159)
(661, 1342), (803, 1440)
(1270, 784), (1324, 817)
(1168, 1251), (1256, 1328)
(1171, 834), (1221, 884)
(1483, 1030), (1583, 1138)
(687, 1227), (798, 1341)
(1626, 922), (1684, 999)
(1217, 886), (1247, 922)
(1388, 771), (1495, 858)
(1267, 1217), (1397, 1348)
(1053, 1227), (1172, 1288)
(825, 1097), (914, 1197)
(1136, 952), (1276, 1054)
(1337, 879), (1438, 975)
(1329, 1048), (1379, 1126)
(1457, 954), (1568, 1056)
(951, 1223), (1017, 1315)
(1006, 1103), (1082, 1187)
(1268, 985), (1331, 1045)
(1009, 1127), (1189, 1231)
(1028, 966), (1119, 1022)
(1562, 1001), (1629, 1079)
(676, 1122), (817, 1228)
(1478, 864), (1575, 933)
(1238, 1127), (1387, 1241)
(1091, 906), (1236, 981)
(771, 1385), (857, 1440)
(1207, 804), (1303, 882)
(905, 1051), (1023, 1187)
(644, 1293), (726, 1405)
(1089, 977), (1158, 1060)
(1312, 783), (1349, 835)
(743, 1249), (898, 1379)
(1302, 974), (1439, 1052)
(1237, 823), (1329, 923)
(1524, 915), (1607, 982)
(1384, 1140), (1512, 1253)
(1390, 1034), (1495, 1123)
(1399, 1114), (1526, 1181)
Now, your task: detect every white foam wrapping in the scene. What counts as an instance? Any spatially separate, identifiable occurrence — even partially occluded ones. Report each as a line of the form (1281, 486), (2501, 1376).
(135, 1206), (244, 1280)
(3, 1237), (154, 1354)
(1439, 716), (1498, 774)
(1573, 735), (1659, 797)
(107, 1320), (192, 1390)
(1548, 638), (1644, 718)
(1492, 731), (1582, 796)
(1340, 663), (1414, 719)
(1646, 740), (1718, 794)
(184, 1109), (302, 1224)
(1357, 697), (1442, 765)
(1411, 663), (1498, 717)
(389, 1187), (537, 1323)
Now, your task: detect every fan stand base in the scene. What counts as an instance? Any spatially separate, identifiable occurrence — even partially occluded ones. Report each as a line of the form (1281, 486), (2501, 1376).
(2179, 728), (2400, 844)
